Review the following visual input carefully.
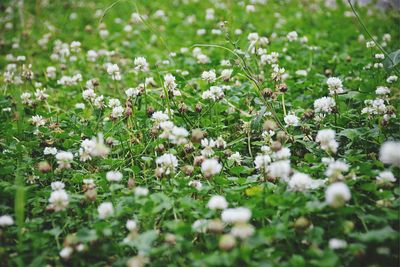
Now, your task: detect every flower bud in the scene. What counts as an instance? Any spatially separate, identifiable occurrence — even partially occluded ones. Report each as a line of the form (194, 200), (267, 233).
(219, 234), (236, 251)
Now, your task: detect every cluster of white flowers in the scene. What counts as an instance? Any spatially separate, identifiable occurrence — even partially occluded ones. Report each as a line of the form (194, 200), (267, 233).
(316, 129), (339, 154)
(106, 171), (123, 182)
(106, 63), (122, 80)
(284, 114), (300, 127)
(164, 73), (181, 96)
(325, 182), (351, 207)
(314, 96), (336, 114)
(202, 86), (225, 101)
(31, 115), (46, 127)
(327, 77), (344, 95)
(151, 110), (171, 126)
(376, 171), (396, 184)
(0, 215), (14, 227)
(201, 70), (217, 83)
(134, 56), (149, 72)
(361, 85), (395, 123)
(48, 181), (69, 211)
(159, 121), (189, 145)
(207, 195), (228, 210)
(288, 172), (324, 192)
(192, 47), (210, 64)
(79, 133), (110, 162)
(254, 154), (271, 173)
(21, 89), (49, 106)
(98, 202), (114, 219)
(221, 207), (254, 239)
(57, 73), (82, 86)
(201, 158), (222, 178)
(379, 141), (400, 167)
(156, 153), (179, 176)
(55, 151), (74, 169)
(324, 159), (349, 180)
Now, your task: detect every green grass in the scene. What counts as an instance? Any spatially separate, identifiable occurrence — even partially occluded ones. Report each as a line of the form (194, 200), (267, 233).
(0, 0), (399, 266)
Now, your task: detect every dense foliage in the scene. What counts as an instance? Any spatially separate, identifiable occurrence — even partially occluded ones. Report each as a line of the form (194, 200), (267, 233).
(0, 0), (399, 266)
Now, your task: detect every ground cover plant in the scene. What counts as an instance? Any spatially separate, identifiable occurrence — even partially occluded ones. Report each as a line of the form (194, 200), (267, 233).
(0, 0), (399, 266)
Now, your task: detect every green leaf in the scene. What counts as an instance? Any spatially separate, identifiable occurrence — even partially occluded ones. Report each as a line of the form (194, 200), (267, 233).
(383, 49), (400, 69)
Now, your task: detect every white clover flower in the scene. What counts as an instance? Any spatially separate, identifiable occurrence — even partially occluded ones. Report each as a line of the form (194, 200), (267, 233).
(325, 160), (349, 180)
(379, 141), (400, 167)
(325, 182), (351, 207)
(79, 134), (110, 161)
(49, 190), (69, 211)
(269, 160), (291, 180)
(386, 75), (398, 83)
(284, 114), (300, 127)
(55, 151), (73, 169)
(159, 120), (175, 139)
(0, 215), (14, 227)
(207, 195), (228, 210)
(134, 56), (149, 72)
(201, 138), (216, 157)
(35, 89), (49, 101)
(288, 172), (323, 192)
(327, 77), (344, 95)
(164, 73), (177, 91)
(188, 180), (203, 190)
(295, 69), (308, 76)
(46, 66), (57, 79)
(221, 207), (251, 224)
(316, 129), (338, 154)
(111, 106), (124, 119)
(314, 96), (336, 113)
(44, 147), (57, 155)
(254, 154), (271, 172)
(272, 147), (291, 160)
(221, 69), (233, 80)
(375, 86), (390, 95)
(82, 89), (96, 100)
(70, 41), (81, 52)
(60, 246), (73, 259)
(228, 152), (242, 165)
(31, 115), (46, 127)
(98, 202), (114, 219)
(125, 87), (140, 98)
(106, 64), (121, 80)
(51, 181), (65, 191)
(126, 219), (137, 231)
(170, 126), (189, 145)
(151, 111), (170, 124)
(329, 238), (347, 250)
(231, 223), (254, 239)
(156, 153), (178, 175)
(75, 103), (85, 109)
(201, 70), (217, 83)
(201, 158), (222, 178)
(247, 32), (259, 42)
(366, 41), (375, 48)
(376, 171), (396, 184)
(87, 50), (98, 62)
(108, 98), (121, 108)
(135, 187), (149, 196)
(202, 86), (224, 101)
(106, 171), (123, 182)
(215, 136), (227, 149)
(287, 31), (298, 42)
(192, 219), (209, 233)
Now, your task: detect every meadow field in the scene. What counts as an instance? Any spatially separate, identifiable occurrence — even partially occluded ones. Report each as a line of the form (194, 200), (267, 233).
(0, 0), (399, 266)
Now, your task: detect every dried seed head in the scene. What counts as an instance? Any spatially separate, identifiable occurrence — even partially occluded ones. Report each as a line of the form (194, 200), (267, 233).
(191, 128), (205, 143)
(38, 161), (51, 173)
